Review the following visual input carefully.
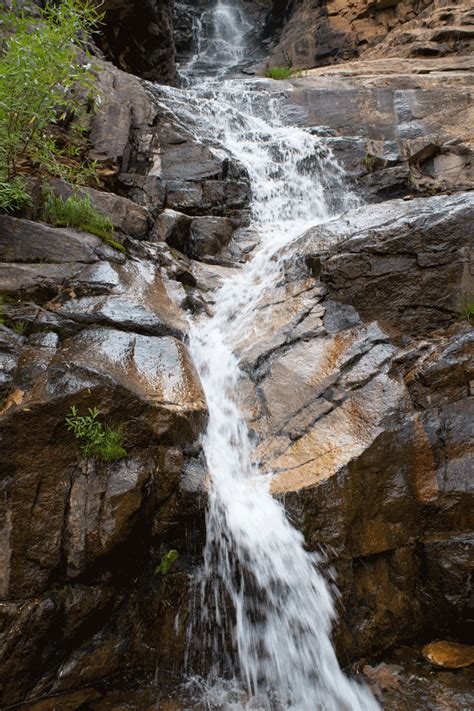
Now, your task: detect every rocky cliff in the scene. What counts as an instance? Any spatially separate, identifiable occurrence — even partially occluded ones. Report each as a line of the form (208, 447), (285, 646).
(0, 0), (472, 708)
(265, 0), (474, 69)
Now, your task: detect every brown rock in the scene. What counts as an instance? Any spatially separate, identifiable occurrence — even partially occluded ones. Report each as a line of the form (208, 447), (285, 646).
(422, 641), (474, 669)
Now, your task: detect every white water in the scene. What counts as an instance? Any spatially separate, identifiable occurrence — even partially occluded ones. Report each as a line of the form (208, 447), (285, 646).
(184, 0), (251, 78)
(157, 3), (379, 709)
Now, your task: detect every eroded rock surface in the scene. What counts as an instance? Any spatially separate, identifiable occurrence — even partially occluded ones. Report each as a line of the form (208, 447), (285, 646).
(1, 2), (473, 708)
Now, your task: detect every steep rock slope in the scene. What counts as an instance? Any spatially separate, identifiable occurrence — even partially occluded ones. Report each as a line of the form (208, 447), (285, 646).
(0, 1), (473, 708)
(0, 57), (250, 708)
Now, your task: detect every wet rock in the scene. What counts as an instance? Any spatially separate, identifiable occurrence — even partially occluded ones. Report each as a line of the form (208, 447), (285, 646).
(421, 533), (474, 630)
(153, 208), (193, 246)
(422, 641), (474, 669)
(0, 216), (122, 264)
(49, 261), (187, 338)
(188, 216), (236, 259)
(48, 179), (152, 240)
(0, 328), (22, 400)
(153, 211), (236, 260)
(65, 458), (154, 578)
(365, 645), (474, 709)
(278, 56), (474, 195)
(0, 328), (206, 599)
(88, 62), (154, 169)
(301, 192), (474, 336)
(0, 263), (82, 302)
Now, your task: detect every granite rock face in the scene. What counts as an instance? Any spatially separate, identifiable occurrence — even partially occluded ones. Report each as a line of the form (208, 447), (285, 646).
(264, 0), (474, 70)
(96, 0), (177, 83)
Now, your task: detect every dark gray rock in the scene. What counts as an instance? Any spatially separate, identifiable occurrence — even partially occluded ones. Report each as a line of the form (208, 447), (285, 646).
(48, 180), (152, 240)
(96, 0), (176, 84)
(0, 216), (123, 264)
(300, 192), (474, 336)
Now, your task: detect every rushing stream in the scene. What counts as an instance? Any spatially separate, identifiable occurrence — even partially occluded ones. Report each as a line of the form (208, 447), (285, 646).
(156, 2), (380, 708)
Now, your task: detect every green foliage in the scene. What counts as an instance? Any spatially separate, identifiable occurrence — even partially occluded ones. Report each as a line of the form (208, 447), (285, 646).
(459, 299), (474, 322)
(265, 66), (293, 80)
(65, 405), (128, 462)
(0, 176), (32, 213)
(12, 321), (26, 335)
(0, 0), (101, 194)
(363, 154), (374, 171)
(155, 550), (179, 576)
(42, 191), (124, 251)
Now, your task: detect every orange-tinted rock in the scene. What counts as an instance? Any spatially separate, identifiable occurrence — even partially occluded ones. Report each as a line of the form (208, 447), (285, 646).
(423, 641), (474, 669)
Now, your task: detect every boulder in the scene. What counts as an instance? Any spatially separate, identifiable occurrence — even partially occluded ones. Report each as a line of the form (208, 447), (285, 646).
(47, 180), (152, 239)
(0, 216), (122, 264)
(422, 641), (474, 669)
(49, 261), (188, 338)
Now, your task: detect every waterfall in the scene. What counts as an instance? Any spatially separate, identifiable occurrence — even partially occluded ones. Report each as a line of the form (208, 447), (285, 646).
(156, 3), (380, 709)
(183, 0), (251, 77)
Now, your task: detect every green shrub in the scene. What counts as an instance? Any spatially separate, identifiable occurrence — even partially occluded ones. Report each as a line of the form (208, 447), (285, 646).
(0, 0), (101, 199)
(264, 66), (293, 80)
(459, 300), (474, 322)
(12, 321), (26, 335)
(0, 177), (32, 214)
(42, 191), (124, 251)
(65, 406), (128, 462)
(155, 550), (179, 576)
(363, 154), (374, 172)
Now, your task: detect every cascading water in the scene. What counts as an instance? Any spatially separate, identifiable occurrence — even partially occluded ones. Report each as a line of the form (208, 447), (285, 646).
(184, 0), (251, 77)
(156, 3), (380, 709)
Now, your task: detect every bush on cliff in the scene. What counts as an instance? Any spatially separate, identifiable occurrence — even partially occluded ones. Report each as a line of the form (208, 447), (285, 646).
(265, 66), (293, 80)
(66, 405), (128, 463)
(0, 0), (101, 212)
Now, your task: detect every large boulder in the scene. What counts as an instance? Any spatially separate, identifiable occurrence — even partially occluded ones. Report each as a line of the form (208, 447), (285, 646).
(0, 216), (122, 264)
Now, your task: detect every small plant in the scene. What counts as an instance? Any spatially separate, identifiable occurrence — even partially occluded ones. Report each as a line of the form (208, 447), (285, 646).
(42, 191), (124, 251)
(363, 154), (374, 172)
(65, 405), (128, 462)
(155, 550), (179, 576)
(12, 321), (27, 335)
(458, 299), (474, 322)
(0, 177), (32, 214)
(265, 66), (293, 80)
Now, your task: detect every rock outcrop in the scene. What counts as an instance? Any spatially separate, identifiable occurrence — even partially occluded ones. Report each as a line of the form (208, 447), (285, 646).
(0, 55), (244, 709)
(277, 55), (474, 199)
(232, 192), (473, 660)
(96, 0), (177, 83)
(265, 0), (474, 70)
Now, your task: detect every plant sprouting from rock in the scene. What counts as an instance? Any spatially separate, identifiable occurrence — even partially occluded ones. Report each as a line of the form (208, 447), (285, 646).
(265, 66), (293, 80)
(66, 405), (128, 462)
(458, 299), (474, 322)
(42, 190), (124, 252)
(155, 550), (179, 576)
